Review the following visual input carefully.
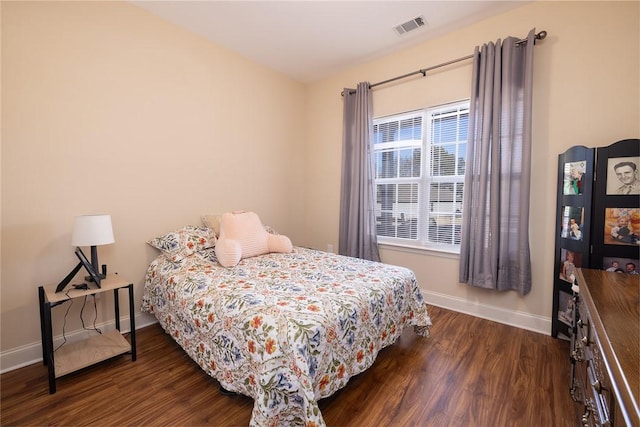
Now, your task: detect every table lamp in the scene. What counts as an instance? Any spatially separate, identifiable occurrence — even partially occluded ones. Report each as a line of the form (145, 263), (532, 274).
(72, 214), (115, 280)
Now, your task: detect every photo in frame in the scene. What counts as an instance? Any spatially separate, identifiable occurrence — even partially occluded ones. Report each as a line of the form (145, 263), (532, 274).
(557, 289), (575, 330)
(559, 249), (582, 283)
(606, 156), (640, 195)
(563, 160), (587, 195)
(560, 206), (584, 241)
(603, 208), (640, 246)
(603, 256), (640, 274)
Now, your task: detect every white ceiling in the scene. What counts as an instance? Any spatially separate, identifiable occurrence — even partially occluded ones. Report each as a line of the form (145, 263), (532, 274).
(131, 1), (531, 83)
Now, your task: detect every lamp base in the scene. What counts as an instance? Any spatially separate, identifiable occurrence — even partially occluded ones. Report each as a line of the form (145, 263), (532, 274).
(85, 263), (107, 282)
(87, 249), (107, 284)
(84, 273), (107, 282)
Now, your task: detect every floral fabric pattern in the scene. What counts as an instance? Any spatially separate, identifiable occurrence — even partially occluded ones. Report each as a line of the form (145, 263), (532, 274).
(142, 247), (431, 427)
(146, 225), (216, 262)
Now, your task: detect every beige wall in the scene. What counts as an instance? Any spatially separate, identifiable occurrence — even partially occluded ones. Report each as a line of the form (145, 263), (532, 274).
(303, 1), (639, 330)
(1, 1), (639, 371)
(1, 1), (306, 366)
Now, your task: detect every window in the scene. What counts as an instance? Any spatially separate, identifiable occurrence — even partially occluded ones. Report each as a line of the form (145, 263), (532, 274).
(373, 101), (469, 252)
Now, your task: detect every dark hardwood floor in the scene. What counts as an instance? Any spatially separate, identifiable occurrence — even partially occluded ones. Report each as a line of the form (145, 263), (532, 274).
(1, 306), (579, 426)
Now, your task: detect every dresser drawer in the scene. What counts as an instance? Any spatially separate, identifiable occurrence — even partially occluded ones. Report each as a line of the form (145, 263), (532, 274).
(572, 269), (639, 427)
(583, 359), (613, 427)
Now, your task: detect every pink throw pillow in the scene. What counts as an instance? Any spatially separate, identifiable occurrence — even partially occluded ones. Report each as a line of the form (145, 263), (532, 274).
(215, 211), (292, 267)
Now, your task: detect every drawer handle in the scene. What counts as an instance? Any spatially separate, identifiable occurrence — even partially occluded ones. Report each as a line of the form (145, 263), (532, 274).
(587, 366), (611, 426)
(581, 336), (589, 345)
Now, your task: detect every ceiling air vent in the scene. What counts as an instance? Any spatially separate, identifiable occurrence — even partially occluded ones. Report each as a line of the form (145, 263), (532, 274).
(393, 15), (426, 36)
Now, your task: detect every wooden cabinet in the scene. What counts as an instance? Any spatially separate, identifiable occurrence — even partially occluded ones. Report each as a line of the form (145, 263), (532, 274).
(571, 268), (639, 427)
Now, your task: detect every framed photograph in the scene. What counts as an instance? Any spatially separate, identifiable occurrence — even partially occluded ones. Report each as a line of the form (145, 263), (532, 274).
(75, 247), (102, 287)
(560, 206), (584, 241)
(603, 256), (640, 274)
(563, 160), (586, 195)
(557, 289), (575, 329)
(603, 208), (640, 246)
(559, 249), (582, 283)
(606, 156), (640, 195)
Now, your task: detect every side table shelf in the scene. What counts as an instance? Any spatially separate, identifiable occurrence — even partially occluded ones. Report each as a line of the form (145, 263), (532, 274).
(38, 274), (137, 393)
(54, 330), (130, 377)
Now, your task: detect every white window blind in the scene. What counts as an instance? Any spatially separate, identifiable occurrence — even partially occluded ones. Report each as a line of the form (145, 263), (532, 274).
(373, 101), (469, 252)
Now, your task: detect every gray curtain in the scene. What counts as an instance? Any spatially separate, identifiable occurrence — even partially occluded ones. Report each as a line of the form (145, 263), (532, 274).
(459, 29), (535, 295)
(339, 82), (381, 262)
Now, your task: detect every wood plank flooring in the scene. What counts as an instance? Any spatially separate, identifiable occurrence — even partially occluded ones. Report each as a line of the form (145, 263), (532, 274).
(1, 306), (579, 426)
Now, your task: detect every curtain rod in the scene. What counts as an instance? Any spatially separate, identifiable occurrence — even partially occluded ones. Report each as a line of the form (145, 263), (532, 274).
(342, 30), (547, 96)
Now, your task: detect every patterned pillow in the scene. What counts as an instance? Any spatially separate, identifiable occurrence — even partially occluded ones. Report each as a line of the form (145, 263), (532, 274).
(147, 225), (217, 262)
(201, 213), (222, 236)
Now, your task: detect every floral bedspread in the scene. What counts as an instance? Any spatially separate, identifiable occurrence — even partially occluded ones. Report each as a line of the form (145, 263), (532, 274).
(141, 247), (431, 427)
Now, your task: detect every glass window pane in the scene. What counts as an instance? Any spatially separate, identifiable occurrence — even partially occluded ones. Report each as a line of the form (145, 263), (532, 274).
(399, 148), (421, 177)
(428, 182), (461, 244)
(399, 117), (422, 140)
(457, 143), (467, 175)
(376, 183), (395, 237)
(459, 113), (469, 140)
(398, 183), (418, 205)
(429, 182), (455, 205)
(397, 218), (418, 239)
(375, 152), (382, 178)
(377, 183), (395, 211)
(377, 151), (398, 178)
(375, 182), (419, 240)
(373, 121), (399, 144)
(432, 115), (458, 143)
(455, 183), (464, 204)
(431, 145), (458, 176)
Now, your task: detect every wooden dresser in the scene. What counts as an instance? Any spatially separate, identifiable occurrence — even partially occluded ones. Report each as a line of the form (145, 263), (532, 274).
(571, 269), (639, 427)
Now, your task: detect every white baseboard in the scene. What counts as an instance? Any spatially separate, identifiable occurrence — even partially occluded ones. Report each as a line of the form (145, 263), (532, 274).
(2, 296), (551, 374)
(423, 290), (552, 336)
(0, 312), (158, 374)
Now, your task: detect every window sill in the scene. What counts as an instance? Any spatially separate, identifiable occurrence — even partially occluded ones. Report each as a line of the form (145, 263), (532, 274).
(377, 241), (460, 259)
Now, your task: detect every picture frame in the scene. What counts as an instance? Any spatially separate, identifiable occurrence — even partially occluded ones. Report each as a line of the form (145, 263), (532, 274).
(606, 156), (640, 195)
(603, 256), (640, 274)
(557, 289), (575, 330)
(75, 247), (102, 287)
(560, 206), (584, 241)
(562, 160), (586, 195)
(603, 208), (640, 246)
(559, 249), (582, 283)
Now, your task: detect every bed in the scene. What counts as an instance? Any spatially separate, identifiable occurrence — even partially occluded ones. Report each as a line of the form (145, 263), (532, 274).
(142, 227), (431, 427)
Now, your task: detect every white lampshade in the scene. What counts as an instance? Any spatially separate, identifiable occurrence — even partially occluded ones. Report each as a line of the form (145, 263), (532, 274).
(71, 215), (115, 246)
